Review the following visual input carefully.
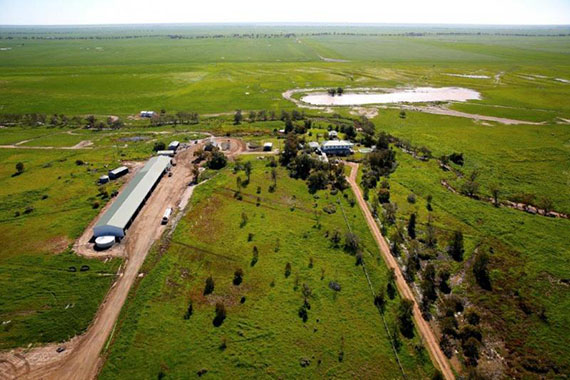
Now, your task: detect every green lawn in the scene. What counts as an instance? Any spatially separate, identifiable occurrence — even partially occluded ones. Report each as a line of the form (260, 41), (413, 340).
(100, 159), (434, 379)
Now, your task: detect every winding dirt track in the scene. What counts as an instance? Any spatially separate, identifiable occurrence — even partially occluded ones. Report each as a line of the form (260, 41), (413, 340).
(345, 162), (454, 380)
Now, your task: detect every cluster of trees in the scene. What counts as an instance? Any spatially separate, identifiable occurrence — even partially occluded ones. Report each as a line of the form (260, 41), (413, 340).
(149, 111), (199, 126)
(327, 87), (344, 96)
(0, 113), (125, 129)
(192, 144), (227, 170)
(279, 134), (348, 194)
(233, 109), (305, 126)
(360, 132), (397, 193)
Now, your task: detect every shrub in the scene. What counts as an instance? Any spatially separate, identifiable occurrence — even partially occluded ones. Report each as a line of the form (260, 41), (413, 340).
(473, 251), (491, 290)
(251, 247), (259, 267)
(207, 151), (227, 170)
(448, 152), (464, 166)
(184, 300), (193, 320)
(344, 232), (360, 254)
(398, 299), (415, 338)
(153, 141), (166, 152)
(407, 213), (417, 239)
(465, 309), (480, 326)
(285, 262), (292, 278)
(213, 303), (226, 327)
(233, 268), (244, 286)
(407, 193), (416, 204)
(204, 276), (215, 295)
(448, 231), (464, 261)
(374, 290), (386, 313)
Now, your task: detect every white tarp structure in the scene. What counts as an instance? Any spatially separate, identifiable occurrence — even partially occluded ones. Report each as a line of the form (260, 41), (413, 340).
(93, 156), (171, 238)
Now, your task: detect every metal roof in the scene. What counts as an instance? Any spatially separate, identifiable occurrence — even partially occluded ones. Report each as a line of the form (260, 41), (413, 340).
(321, 140), (353, 148)
(109, 166), (128, 176)
(94, 156), (171, 236)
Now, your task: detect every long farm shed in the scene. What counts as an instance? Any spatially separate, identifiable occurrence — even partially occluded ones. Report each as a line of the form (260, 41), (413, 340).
(93, 156), (171, 238)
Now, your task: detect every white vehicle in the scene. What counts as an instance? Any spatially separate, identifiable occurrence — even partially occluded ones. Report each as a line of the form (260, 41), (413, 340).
(162, 207), (173, 224)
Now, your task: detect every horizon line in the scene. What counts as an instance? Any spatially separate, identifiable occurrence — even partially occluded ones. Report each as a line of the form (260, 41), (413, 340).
(1, 21), (570, 28)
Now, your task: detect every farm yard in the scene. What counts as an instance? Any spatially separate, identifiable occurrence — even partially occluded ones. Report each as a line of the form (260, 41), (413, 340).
(0, 23), (568, 379)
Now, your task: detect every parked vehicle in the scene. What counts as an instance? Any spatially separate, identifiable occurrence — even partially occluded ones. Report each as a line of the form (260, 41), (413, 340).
(162, 207), (173, 224)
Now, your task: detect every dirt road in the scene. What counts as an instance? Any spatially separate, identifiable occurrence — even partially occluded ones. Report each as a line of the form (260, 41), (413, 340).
(345, 162), (455, 380)
(8, 143), (203, 380)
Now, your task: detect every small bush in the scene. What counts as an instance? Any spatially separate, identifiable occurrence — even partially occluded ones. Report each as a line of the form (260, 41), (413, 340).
(204, 276), (215, 295)
(213, 303), (226, 327)
(285, 262), (292, 278)
(407, 193), (416, 204)
(184, 301), (193, 320)
(233, 268), (244, 286)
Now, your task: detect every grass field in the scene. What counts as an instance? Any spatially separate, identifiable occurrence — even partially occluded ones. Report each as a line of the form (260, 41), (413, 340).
(100, 158), (434, 379)
(0, 24), (569, 377)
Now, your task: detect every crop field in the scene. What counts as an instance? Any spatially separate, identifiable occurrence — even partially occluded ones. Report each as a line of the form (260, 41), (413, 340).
(100, 159), (434, 379)
(0, 24), (569, 378)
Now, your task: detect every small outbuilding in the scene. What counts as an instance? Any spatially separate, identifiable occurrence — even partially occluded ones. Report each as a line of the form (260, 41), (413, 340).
(108, 166), (129, 180)
(328, 130), (339, 139)
(168, 141), (180, 151)
(98, 175), (110, 184)
(157, 150), (176, 157)
(263, 142), (273, 151)
(307, 141), (320, 151)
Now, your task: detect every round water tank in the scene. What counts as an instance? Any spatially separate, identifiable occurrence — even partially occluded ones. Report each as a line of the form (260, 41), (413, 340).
(95, 235), (115, 249)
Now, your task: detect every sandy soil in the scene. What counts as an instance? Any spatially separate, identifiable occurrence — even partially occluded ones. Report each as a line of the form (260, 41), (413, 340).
(345, 162), (455, 380)
(404, 105), (543, 125)
(350, 107), (379, 119)
(0, 141), (93, 150)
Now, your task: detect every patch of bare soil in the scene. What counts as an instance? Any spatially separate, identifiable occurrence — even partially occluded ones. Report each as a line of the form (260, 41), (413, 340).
(404, 105), (543, 125)
(350, 107), (379, 119)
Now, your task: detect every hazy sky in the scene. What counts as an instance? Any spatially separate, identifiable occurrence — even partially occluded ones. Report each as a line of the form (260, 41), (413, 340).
(1, 0), (570, 26)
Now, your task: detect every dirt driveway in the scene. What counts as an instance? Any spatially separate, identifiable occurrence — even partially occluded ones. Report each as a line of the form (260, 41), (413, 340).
(1, 143), (204, 380)
(345, 162), (454, 380)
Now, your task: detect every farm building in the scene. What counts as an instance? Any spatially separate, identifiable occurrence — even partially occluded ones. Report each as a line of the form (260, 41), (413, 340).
(168, 141), (180, 151)
(108, 166), (129, 180)
(320, 140), (354, 156)
(263, 142), (273, 151)
(156, 150), (176, 157)
(93, 156), (171, 238)
(328, 130), (338, 139)
(307, 141), (320, 151)
(140, 111), (156, 118)
(98, 175), (110, 184)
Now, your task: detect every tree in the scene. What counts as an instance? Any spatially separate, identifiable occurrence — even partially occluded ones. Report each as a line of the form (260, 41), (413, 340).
(438, 267), (451, 294)
(85, 115), (96, 128)
(327, 88), (337, 96)
(383, 203), (398, 225)
(307, 170), (328, 193)
(425, 214), (437, 248)
(448, 152), (464, 166)
(244, 161), (252, 183)
(233, 268), (244, 286)
(207, 151), (227, 170)
(285, 262), (292, 278)
(421, 264), (437, 302)
(399, 110), (407, 119)
(279, 133), (298, 166)
(374, 289), (386, 313)
(289, 154), (314, 180)
(462, 337), (479, 366)
(213, 302), (226, 327)
(236, 176), (243, 193)
(378, 188), (390, 204)
(426, 194), (433, 211)
(153, 141), (166, 152)
(407, 213), (417, 239)
(251, 246), (259, 267)
(398, 298), (415, 338)
(184, 300), (193, 320)
(473, 251), (491, 290)
(337, 87), (344, 95)
(449, 230), (464, 261)
(344, 232), (360, 254)
(234, 109), (243, 125)
(330, 230), (342, 247)
(204, 276), (215, 295)
(461, 170), (480, 197)
(248, 110), (256, 122)
(15, 162), (24, 174)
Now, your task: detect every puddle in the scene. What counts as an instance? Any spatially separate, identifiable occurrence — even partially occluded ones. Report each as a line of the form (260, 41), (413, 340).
(445, 74), (490, 79)
(300, 87), (480, 106)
